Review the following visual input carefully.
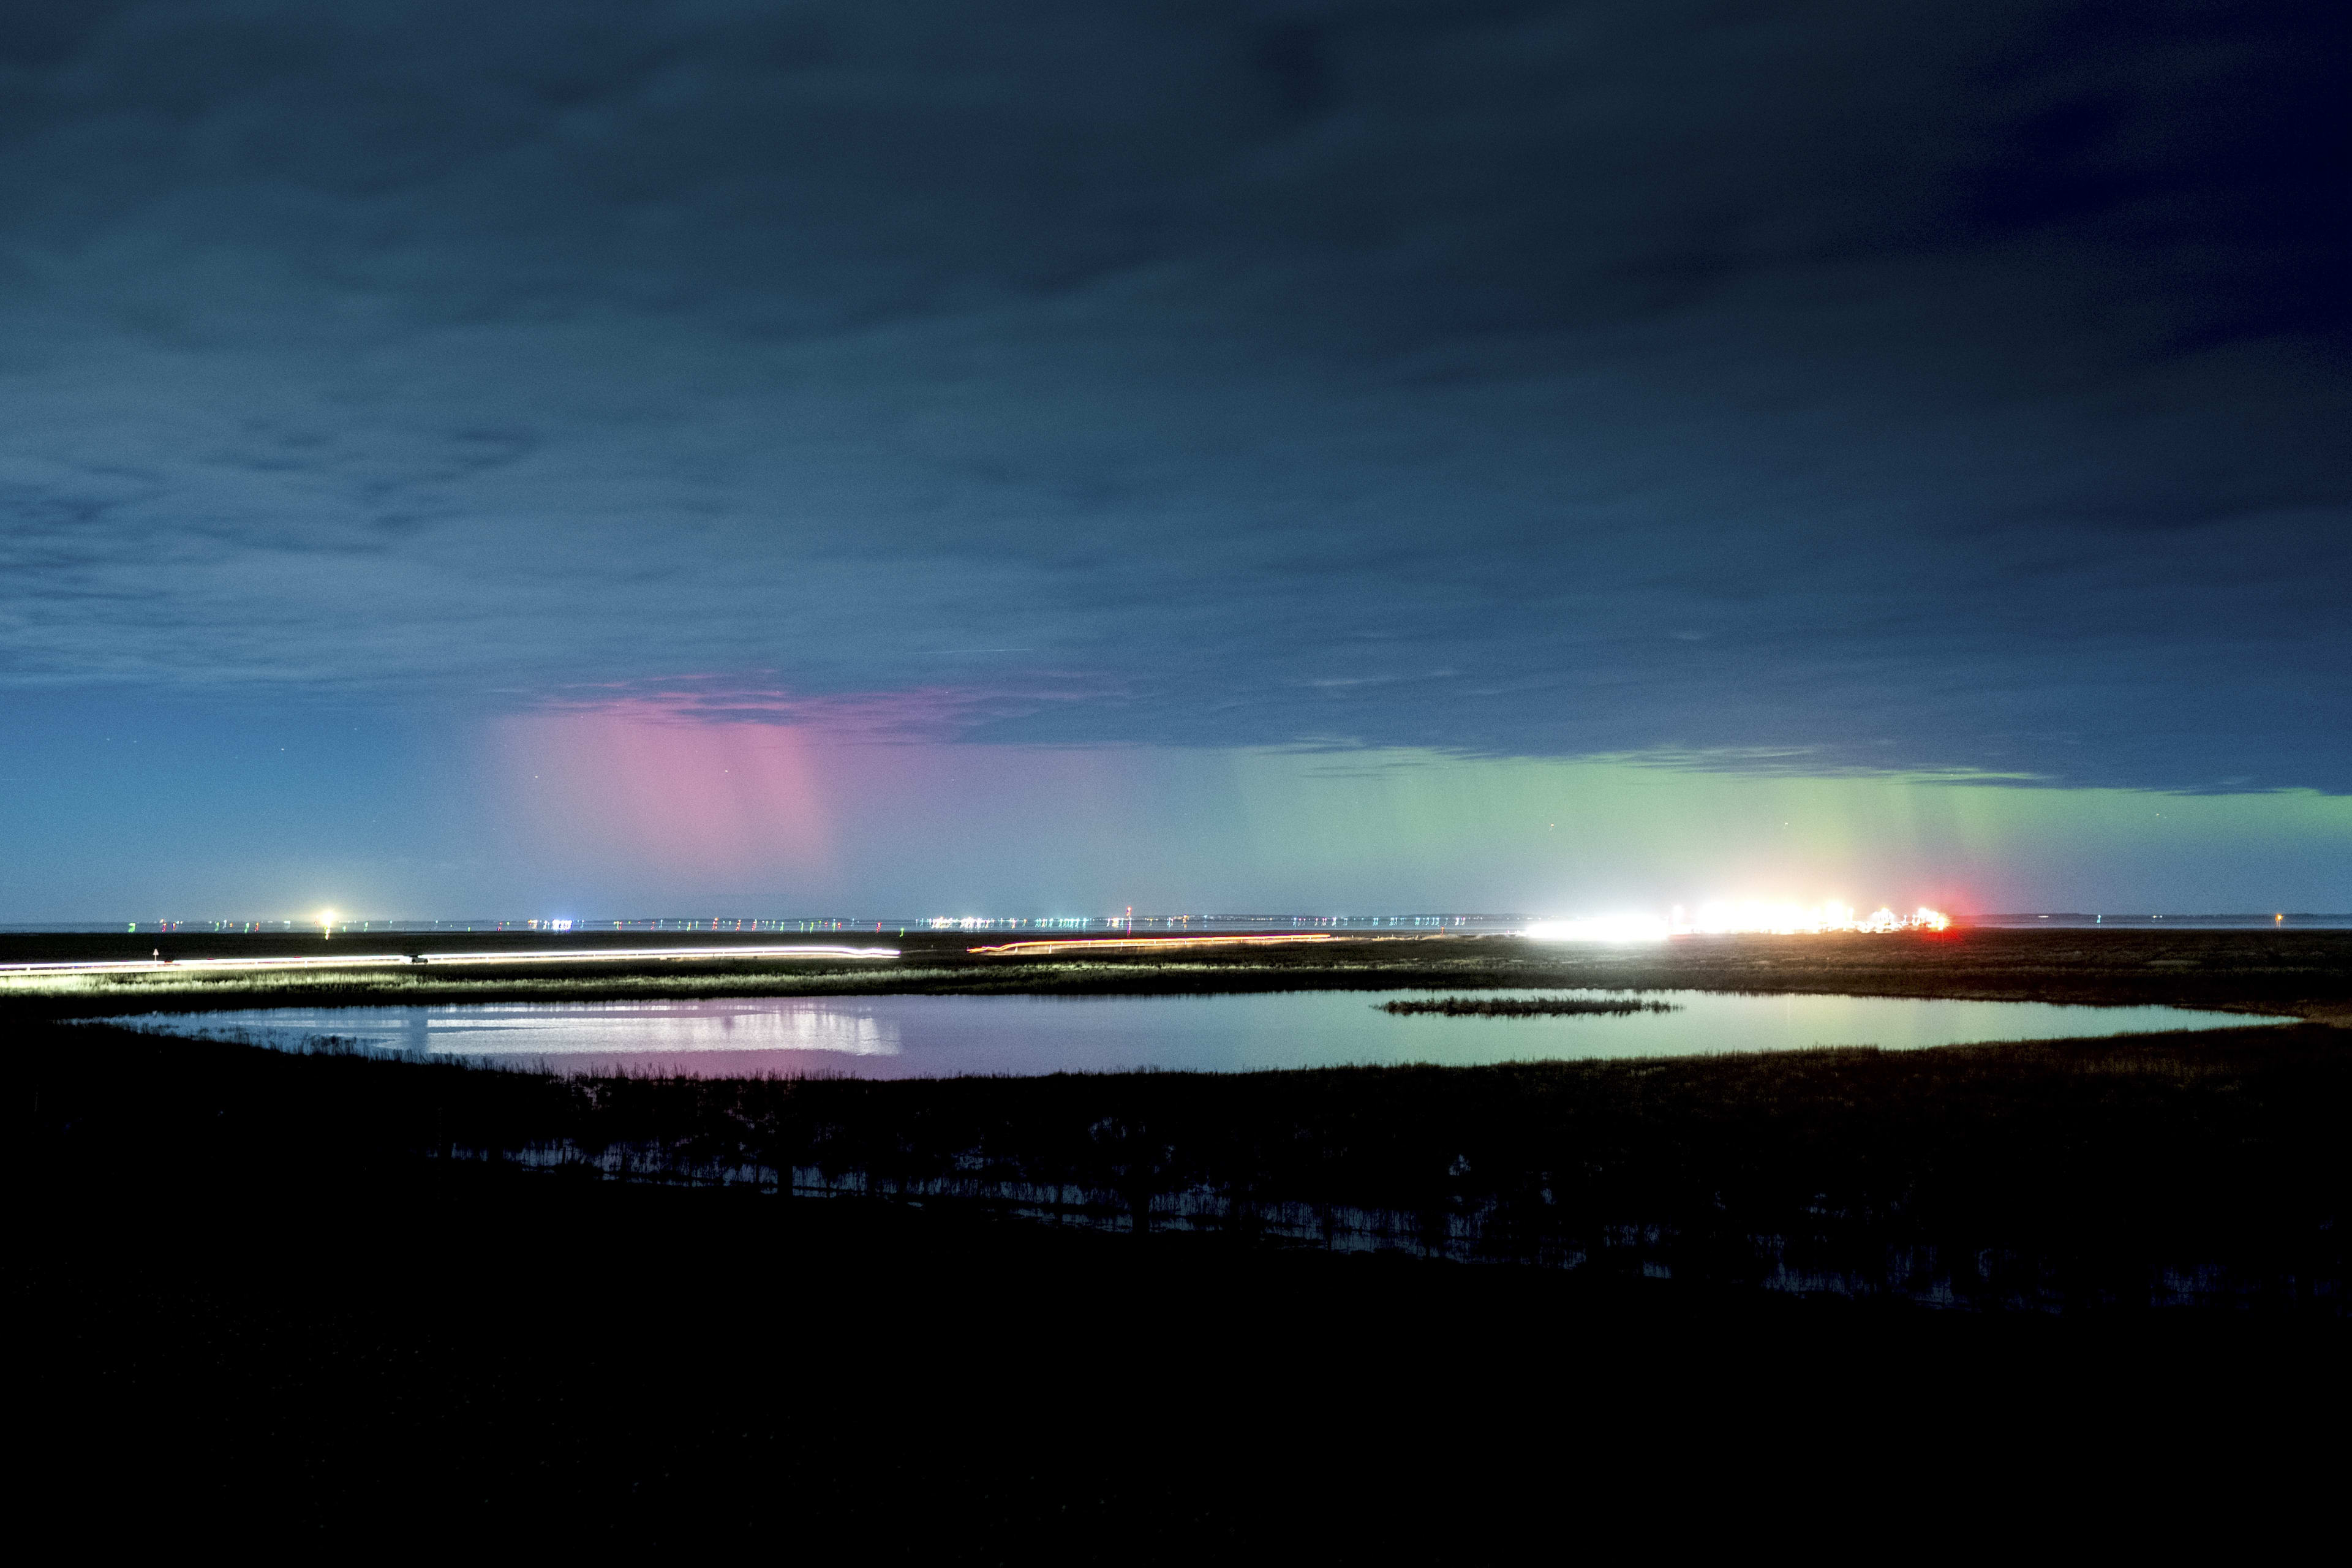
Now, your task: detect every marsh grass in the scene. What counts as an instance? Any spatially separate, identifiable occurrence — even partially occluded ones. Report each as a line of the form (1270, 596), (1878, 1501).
(24, 1004), (2348, 1309)
(1378, 995), (1681, 1017)
(14, 929), (2348, 1309)
(19, 932), (2347, 1551)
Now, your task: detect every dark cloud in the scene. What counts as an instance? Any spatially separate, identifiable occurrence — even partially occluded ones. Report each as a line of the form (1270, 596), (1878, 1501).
(1, 1), (2344, 790)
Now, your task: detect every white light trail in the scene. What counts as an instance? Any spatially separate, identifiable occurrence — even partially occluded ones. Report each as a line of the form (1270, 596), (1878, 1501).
(967, 933), (1341, 956)
(0, 944), (899, 978)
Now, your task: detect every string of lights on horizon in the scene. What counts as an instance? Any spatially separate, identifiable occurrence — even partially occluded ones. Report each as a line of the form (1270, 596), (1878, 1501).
(26, 907), (2327, 941)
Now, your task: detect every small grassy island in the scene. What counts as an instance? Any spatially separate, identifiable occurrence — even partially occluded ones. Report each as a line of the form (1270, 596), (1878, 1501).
(1376, 994), (1683, 1016)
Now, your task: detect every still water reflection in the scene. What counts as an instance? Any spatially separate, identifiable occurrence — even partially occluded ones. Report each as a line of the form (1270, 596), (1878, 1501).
(100, 989), (2288, 1078)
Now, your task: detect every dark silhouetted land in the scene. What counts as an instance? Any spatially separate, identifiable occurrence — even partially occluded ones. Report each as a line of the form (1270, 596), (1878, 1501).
(14, 927), (2348, 1547)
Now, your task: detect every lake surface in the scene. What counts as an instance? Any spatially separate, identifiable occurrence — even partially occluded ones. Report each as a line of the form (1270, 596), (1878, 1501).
(99, 989), (2291, 1078)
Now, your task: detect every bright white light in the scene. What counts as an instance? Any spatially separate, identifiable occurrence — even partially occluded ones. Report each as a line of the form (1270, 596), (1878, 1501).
(1523, 915), (1673, 943)
(317, 908), (338, 927)
(1526, 902), (1952, 940)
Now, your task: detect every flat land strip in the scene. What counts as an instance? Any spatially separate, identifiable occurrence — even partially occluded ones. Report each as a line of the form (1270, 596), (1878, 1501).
(6, 926), (2348, 1020)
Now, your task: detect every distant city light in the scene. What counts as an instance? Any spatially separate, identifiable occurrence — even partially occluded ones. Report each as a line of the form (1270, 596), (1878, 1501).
(1525, 902), (1951, 941)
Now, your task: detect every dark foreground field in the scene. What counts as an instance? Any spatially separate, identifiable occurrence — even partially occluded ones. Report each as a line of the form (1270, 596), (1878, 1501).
(15, 930), (2350, 1551)
(19, 1027), (2348, 1555)
(28, 1138), (2340, 1556)
(20, 1038), (2352, 1550)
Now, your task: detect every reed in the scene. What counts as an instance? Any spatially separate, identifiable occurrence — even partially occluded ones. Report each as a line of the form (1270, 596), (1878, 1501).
(14, 929), (2346, 1310)
(1377, 995), (1680, 1017)
(21, 1008), (2346, 1310)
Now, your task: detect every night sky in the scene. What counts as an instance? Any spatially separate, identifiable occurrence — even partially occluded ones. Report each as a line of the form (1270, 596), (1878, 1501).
(4, 2), (2346, 919)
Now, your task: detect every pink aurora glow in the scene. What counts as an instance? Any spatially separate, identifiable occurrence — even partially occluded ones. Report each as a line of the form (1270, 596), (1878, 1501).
(499, 708), (837, 877)
(492, 684), (1145, 889)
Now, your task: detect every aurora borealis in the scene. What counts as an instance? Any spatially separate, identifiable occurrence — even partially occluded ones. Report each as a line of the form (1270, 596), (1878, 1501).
(3, 3), (2345, 920)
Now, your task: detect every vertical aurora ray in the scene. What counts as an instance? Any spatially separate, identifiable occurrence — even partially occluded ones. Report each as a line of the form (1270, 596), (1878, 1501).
(495, 710), (837, 886)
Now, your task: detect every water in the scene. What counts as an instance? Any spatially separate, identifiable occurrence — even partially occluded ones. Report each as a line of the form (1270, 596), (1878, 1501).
(98, 989), (2292, 1079)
